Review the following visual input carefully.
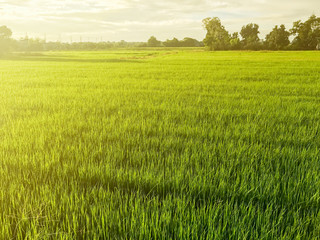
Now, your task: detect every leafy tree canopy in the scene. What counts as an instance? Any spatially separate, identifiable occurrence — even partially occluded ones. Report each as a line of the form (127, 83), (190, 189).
(265, 25), (290, 50)
(291, 15), (320, 50)
(0, 26), (13, 55)
(147, 36), (162, 47)
(240, 23), (261, 50)
(0, 25), (12, 39)
(202, 17), (230, 50)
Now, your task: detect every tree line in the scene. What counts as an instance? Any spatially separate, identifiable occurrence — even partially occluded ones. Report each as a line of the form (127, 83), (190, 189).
(0, 14), (319, 54)
(147, 36), (203, 47)
(203, 15), (320, 50)
(0, 26), (203, 55)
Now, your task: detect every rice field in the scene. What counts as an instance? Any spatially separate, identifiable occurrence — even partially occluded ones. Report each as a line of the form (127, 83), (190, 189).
(0, 50), (320, 239)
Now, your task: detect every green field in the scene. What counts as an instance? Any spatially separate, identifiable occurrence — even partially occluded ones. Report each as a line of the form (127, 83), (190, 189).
(1, 50), (320, 239)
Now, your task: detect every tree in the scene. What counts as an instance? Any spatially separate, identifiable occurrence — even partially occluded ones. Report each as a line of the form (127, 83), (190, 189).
(163, 38), (180, 47)
(202, 17), (230, 50)
(265, 25), (290, 50)
(290, 15), (320, 50)
(0, 26), (13, 55)
(230, 32), (241, 50)
(0, 26), (12, 39)
(240, 23), (261, 50)
(147, 36), (162, 47)
(181, 37), (201, 47)
(163, 37), (201, 47)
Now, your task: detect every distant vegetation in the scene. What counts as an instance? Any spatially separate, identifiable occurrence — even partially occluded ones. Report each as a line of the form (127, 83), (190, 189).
(0, 14), (319, 53)
(203, 14), (320, 50)
(0, 34), (203, 53)
(148, 36), (204, 47)
(0, 26), (13, 55)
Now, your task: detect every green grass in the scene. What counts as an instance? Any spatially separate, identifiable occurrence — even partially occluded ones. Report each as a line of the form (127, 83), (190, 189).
(0, 50), (320, 239)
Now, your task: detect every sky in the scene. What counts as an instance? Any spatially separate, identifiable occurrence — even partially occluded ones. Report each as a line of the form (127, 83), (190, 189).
(0, 0), (319, 42)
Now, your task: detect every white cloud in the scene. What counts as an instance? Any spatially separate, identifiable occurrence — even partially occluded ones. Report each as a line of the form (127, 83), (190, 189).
(0, 0), (319, 41)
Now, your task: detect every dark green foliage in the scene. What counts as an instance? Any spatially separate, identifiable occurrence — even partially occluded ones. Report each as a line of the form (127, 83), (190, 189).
(163, 37), (180, 47)
(240, 23), (261, 50)
(290, 15), (320, 50)
(201, 15), (320, 51)
(265, 25), (290, 50)
(163, 37), (202, 47)
(180, 37), (203, 47)
(147, 36), (162, 47)
(2, 14), (320, 52)
(202, 17), (230, 50)
(229, 32), (241, 50)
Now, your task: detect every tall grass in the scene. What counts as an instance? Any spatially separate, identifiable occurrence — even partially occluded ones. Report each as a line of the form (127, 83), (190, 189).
(0, 50), (320, 239)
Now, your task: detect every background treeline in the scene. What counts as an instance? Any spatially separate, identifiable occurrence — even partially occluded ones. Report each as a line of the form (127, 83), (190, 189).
(0, 14), (319, 54)
(0, 26), (203, 54)
(147, 36), (204, 47)
(203, 15), (320, 50)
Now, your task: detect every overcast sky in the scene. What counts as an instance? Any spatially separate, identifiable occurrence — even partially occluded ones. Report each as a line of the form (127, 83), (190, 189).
(0, 0), (319, 42)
